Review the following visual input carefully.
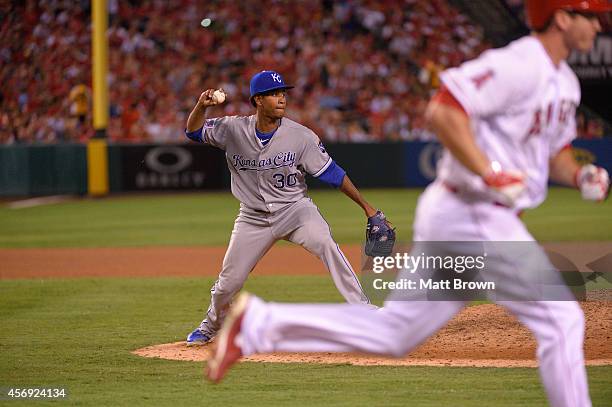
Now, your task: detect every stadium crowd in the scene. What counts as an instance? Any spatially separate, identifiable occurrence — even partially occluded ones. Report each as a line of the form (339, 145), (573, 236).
(0, 0), (607, 144)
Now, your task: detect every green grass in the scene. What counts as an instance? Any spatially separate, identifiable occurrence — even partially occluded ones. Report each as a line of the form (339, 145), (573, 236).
(0, 187), (610, 248)
(0, 188), (610, 406)
(1, 277), (610, 406)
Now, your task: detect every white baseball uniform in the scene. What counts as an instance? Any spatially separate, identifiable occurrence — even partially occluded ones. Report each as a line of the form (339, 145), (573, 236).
(192, 115), (370, 336)
(237, 36), (590, 407)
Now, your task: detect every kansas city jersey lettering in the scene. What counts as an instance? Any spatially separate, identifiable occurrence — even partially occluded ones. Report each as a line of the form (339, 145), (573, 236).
(232, 152), (297, 171)
(199, 115), (333, 212)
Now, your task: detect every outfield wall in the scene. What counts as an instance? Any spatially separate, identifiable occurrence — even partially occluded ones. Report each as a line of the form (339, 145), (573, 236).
(0, 144), (87, 196)
(1, 140), (611, 197)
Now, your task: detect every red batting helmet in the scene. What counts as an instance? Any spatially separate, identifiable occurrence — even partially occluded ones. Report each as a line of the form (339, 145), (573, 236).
(525, 0), (612, 30)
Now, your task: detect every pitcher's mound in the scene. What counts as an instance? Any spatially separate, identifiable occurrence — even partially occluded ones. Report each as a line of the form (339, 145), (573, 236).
(133, 302), (611, 368)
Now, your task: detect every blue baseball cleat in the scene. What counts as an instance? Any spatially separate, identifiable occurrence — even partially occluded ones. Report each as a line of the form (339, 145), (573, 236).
(186, 328), (214, 346)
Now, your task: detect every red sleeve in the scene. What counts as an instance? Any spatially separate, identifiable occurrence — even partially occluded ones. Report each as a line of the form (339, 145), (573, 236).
(431, 85), (468, 116)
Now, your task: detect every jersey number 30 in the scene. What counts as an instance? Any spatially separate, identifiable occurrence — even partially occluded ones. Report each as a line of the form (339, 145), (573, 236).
(273, 173), (297, 189)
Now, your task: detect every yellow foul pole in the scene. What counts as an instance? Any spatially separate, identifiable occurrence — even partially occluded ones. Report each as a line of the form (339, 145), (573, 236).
(89, 0), (109, 196)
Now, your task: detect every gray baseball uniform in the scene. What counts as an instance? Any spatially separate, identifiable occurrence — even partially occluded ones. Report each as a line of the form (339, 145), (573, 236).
(195, 115), (370, 335)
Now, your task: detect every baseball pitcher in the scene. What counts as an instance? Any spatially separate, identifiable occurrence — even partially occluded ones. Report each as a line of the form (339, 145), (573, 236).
(184, 70), (393, 345)
(206, 2), (611, 406)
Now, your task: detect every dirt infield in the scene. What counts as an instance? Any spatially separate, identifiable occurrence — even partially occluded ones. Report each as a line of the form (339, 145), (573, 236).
(0, 242), (609, 278)
(0, 245), (349, 278)
(2, 242), (610, 367)
(133, 301), (611, 368)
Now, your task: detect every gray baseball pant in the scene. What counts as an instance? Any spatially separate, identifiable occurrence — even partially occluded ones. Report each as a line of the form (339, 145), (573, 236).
(197, 197), (370, 335)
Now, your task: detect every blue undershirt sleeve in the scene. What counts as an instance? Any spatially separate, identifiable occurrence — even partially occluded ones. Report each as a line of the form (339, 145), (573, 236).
(316, 161), (346, 188)
(185, 127), (204, 142)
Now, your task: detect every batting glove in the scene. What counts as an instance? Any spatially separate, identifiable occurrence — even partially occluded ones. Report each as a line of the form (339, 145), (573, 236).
(576, 164), (610, 201)
(482, 161), (526, 207)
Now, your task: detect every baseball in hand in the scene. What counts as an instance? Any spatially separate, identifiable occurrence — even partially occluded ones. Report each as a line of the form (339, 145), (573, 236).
(212, 89), (226, 104)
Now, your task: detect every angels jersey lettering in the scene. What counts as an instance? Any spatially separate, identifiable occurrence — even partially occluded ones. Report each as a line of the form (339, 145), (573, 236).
(439, 36), (580, 209)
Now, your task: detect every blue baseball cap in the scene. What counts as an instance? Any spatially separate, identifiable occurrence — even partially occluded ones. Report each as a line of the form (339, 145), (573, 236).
(249, 70), (294, 105)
